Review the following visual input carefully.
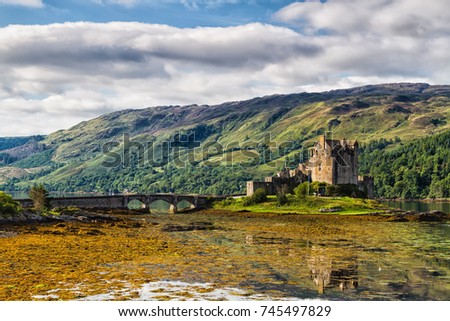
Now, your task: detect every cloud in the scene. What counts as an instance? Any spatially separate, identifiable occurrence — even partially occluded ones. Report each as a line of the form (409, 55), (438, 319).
(0, 22), (320, 135)
(180, 0), (241, 10)
(91, 0), (241, 9)
(0, 0), (449, 136)
(269, 0), (450, 84)
(273, 0), (450, 37)
(91, 0), (138, 8)
(0, 0), (43, 7)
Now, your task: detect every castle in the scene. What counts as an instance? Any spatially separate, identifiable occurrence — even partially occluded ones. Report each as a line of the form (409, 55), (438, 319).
(246, 135), (374, 198)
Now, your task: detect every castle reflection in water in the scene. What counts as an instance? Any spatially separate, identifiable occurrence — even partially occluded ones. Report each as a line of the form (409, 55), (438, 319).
(308, 246), (358, 294)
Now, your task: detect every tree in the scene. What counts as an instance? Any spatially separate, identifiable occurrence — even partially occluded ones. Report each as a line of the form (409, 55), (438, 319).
(0, 191), (20, 216)
(276, 192), (288, 206)
(29, 184), (50, 211)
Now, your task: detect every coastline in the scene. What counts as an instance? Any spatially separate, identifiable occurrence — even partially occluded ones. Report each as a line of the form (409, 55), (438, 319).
(1, 205), (449, 226)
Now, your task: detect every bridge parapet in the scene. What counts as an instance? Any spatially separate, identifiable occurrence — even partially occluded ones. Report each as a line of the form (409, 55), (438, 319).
(16, 193), (226, 212)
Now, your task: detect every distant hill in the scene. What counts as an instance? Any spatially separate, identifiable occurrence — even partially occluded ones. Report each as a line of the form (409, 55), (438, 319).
(1, 83), (449, 197)
(0, 135), (45, 165)
(0, 135), (45, 152)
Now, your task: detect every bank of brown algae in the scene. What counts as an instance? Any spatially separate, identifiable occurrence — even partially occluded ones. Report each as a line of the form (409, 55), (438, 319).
(0, 219), (192, 300)
(1, 209), (449, 300)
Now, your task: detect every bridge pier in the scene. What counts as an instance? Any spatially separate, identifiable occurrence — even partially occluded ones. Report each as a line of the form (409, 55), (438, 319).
(169, 196), (178, 214)
(169, 204), (177, 214)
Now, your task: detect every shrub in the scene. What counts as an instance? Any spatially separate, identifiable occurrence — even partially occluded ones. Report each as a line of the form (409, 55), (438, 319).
(252, 188), (268, 203)
(294, 182), (310, 199)
(296, 182), (366, 198)
(242, 188), (268, 206)
(215, 197), (236, 207)
(337, 184), (366, 198)
(311, 181), (328, 195)
(276, 193), (288, 206)
(242, 197), (254, 206)
(325, 184), (339, 196)
(29, 184), (50, 211)
(0, 191), (21, 216)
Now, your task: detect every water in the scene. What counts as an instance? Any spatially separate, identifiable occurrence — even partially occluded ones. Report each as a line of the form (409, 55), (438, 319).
(5, 210), (448, 301)
(136, 212), (450, 300)
(382, 200), (450, 214)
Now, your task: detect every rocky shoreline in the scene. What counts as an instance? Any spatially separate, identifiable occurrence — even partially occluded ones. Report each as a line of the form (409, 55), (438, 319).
(0, 208), (122, 225)
(1, 207), (448, 226)
(368, 209), (449, 222)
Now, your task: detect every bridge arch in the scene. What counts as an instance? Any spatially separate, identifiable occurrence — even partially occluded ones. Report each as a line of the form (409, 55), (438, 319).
(177, 199), (196, 211)
(127, 199), (147, 210)
(147, 199), (176, 214)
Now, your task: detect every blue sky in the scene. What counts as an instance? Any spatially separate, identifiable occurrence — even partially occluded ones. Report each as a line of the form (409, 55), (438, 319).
(0, 0), (449, 135)
(0, 1), (296, 27)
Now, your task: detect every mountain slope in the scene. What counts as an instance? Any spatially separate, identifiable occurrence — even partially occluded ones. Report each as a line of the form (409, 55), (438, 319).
(1, 83), (450, 196)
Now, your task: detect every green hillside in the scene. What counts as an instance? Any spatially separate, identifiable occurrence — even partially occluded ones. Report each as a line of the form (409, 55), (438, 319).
(359, 131), (450, 198)
(1, 83), (450, 197)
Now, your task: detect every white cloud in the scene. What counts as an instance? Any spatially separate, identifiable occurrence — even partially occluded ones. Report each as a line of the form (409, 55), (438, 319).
(0, 0), (43, 7)
(0, 0), (449, 136)
(0, 22), (319, 135)
(91, 0), (138, 8)
(273, 0), (450, 37)
(92, 0), (242, 9)
(181, 0), (241, 9)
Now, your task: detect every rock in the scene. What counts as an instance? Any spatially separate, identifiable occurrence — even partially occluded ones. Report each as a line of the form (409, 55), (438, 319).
(77, 228), (105, 236)
(161, 222), (216, 232)
(0, 231), (17, 238)
(415, 211), (448, 222)
(319, 207), (343, 213)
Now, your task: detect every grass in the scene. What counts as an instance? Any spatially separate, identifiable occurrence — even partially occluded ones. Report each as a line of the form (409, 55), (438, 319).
(214, 195), (387, 215)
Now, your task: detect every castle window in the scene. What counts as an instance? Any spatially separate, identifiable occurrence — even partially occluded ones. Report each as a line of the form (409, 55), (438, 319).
(319, 163), (322, 171)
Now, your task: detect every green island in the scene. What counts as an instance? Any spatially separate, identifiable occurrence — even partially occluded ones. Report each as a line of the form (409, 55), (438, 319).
(215, 195), (387, 215)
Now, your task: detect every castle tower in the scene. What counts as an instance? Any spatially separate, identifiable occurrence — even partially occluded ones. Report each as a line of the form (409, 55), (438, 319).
(308, 135), (358, 185)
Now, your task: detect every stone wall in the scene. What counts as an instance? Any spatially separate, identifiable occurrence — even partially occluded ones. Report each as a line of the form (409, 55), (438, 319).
(358, 176), (375, 198)
(247, 167), (308, 196)
(50, 196), (127, 209)
(334, 148), (358, 185)
(246, 181), (275, 196)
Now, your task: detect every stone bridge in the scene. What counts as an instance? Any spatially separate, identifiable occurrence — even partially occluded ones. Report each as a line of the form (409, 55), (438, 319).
(17, 193), (226, 213)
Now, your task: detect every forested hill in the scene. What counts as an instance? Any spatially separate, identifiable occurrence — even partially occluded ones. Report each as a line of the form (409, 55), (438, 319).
(0, 136), (45, 165)
(0, 83), (450, 198)
(359, 131), (450, 198)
